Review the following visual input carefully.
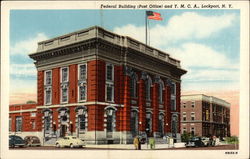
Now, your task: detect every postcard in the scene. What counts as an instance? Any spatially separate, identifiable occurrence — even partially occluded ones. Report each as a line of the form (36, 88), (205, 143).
(1, 1), (249, 159)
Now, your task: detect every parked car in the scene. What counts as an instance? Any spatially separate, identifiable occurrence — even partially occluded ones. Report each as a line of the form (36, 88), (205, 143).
(55, 136), (85, 148)
(9, 135), (26, 148)
(185, 137), (205, 147)
(24, 136), (41, 147)
(201, 137), (210, 146)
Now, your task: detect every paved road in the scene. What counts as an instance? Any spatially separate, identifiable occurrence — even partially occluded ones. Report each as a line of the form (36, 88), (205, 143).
(10, 144), (238, 150)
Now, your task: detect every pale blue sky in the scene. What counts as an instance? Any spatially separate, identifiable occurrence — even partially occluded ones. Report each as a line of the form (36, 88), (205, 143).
(9, 9), (240, 98)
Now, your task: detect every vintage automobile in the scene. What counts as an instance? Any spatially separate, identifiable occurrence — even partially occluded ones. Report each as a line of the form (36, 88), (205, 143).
(185, 137), (205, 147)
(9, 135), (26, 148)
(201, 137), (211, 146)
(24, 136), (41, 147)
(55, 136), (85, 148)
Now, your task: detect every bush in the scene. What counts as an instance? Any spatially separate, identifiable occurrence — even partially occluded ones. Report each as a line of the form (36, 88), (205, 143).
(181, 132), (193, 142)
(225, 136), (239, 144)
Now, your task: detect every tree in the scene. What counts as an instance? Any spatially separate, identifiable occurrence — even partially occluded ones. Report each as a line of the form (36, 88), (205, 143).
(26, 100), (36, 104)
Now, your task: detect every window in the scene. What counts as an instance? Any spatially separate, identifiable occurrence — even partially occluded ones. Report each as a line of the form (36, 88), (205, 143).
(61, 87), (68, 103)
(158, 114), (164, 136)
(79, 85), (86, 101)
(171, 99), (176, 111)
(145, 79), (151, 101)
(31, 113), (36, 117)
(79, 64), (87, 81)
(106, 64), (114, 102)
(182, 127), (187, 134)
(31, 121), (36, 129)
(44, 116), (50, 133)
(61, 67), (68, 82)
(191, 127), (195, 136)
(130, 76), (137, 98)
(9, 118), (12, 131)
(44, 70), (52, 105)
(170, 82), (176, 95)
(191, 112), (195, 121)
(158, 82), (163, 103)
(78, 64), (87, 102)
(106, 64), (114, 81)
(183, 112), (186, 121)
(45, 70), (52, 85)
(45, 88), (52, 105)
(15, 116), (22, 132)
(106, 84), (114, 102)
(183, 102), (186, 108)
(191, 101), (195, 108)
(106, 108), (115, 132)
(78, 115), (86, 131)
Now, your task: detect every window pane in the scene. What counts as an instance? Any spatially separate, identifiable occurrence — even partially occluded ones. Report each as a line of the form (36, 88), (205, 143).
(62, 68), (68, 82)
(16, 117), (22, 132)
(145, 80), (150, 100)
(46, 90), (51, 104)
(79, 65), (86, 81)
(46, 71), (52, 85)
(78, 115), (86, 131)
(170, 83), (175, 95)
(79, 85), (86, 101)
(130, 78), (136, 98)
(171, 99), (176, 111)
(106, 85), (113, 101)
(45, 116), (50, 131)
(62, 88), (68, 102)
(106, 65), (113, 81)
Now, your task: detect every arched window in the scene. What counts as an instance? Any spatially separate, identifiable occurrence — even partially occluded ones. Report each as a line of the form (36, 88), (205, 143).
(145, 76), (152, 101)
(130, 74), (138, 98)
(105, 106), (117, 134)
(158, 80), (164, 103)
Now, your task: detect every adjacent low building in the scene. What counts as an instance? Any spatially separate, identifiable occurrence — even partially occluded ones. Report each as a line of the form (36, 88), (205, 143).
(9, 26), (187, 144)
(180, 94), (230, 138)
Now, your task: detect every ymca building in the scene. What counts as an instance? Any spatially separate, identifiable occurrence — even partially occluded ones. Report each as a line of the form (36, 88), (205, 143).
(9, 26), (186, 144)
(180, 94), (230, 138)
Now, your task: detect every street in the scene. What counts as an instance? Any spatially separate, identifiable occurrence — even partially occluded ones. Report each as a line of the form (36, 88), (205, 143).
(10, 144), (238, 150)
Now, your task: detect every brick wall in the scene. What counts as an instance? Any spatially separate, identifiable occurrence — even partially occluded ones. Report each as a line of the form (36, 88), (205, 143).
(37, 71), (44, 106)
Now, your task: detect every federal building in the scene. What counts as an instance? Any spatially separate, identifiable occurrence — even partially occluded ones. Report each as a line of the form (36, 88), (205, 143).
(9, 26), (186, 144)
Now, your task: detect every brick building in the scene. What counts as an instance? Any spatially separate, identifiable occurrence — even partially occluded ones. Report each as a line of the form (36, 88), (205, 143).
(180, 94), (230, 138)
(9, 26), (186, 144)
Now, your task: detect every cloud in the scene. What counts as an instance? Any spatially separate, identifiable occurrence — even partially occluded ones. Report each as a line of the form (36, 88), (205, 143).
(114, 12), (236, 47)
(168, 42), (239, 69)
(10, 63), (36, 77)
(10, 33), (48, 55)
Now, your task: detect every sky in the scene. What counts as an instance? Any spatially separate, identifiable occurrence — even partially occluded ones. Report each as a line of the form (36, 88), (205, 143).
(9, 9), (240, 135)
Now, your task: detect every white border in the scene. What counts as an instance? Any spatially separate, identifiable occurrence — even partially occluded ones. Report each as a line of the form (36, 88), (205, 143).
(1, 1), (249, 159)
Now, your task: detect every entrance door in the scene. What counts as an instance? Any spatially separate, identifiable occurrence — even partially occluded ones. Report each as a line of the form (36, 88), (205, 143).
(131, 111), (138, 137)
(146, 113), (152, 136)
(60, 125), (67, 137)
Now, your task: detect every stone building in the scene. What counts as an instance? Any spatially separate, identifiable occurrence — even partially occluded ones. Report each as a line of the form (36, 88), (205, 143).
(9, 26), (186, 144)
(180, 94), (230, 138)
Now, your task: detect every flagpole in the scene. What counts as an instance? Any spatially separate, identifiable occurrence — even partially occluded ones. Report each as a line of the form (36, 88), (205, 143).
(145, 11), (147, 45)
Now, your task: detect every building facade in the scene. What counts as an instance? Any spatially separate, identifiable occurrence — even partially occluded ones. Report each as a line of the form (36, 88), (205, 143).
(9, 26), (186, 144)
(180, 94), (230, 138)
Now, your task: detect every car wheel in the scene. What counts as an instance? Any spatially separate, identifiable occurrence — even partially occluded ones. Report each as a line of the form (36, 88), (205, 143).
(70, 144), (74, 148)
(56, 143), (60, 148)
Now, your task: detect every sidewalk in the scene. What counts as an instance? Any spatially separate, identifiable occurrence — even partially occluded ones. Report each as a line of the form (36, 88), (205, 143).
(86, 143), (177, 150)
